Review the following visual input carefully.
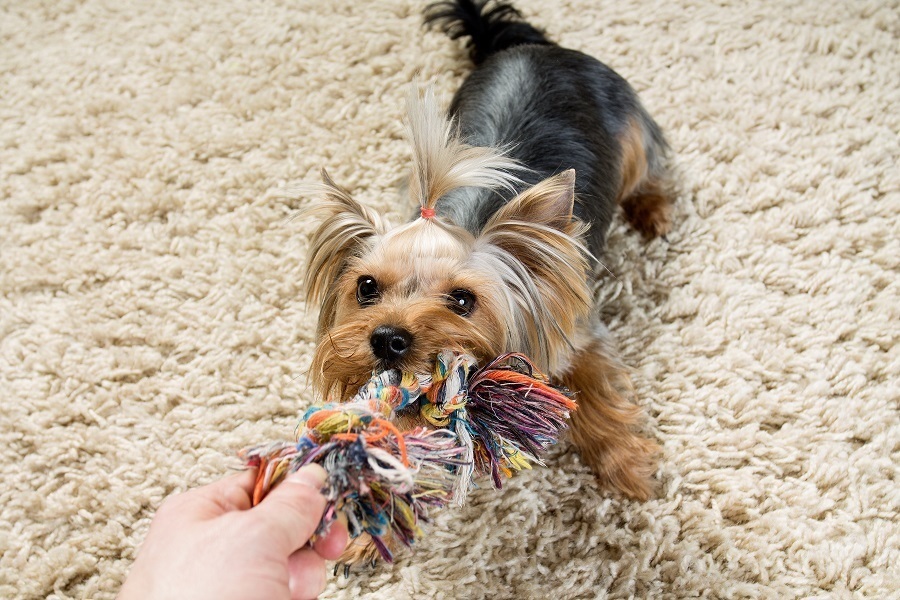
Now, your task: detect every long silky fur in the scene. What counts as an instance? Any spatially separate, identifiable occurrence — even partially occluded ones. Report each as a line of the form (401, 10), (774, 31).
(474, 170), (592, 372)
(297, 170), (385, 335)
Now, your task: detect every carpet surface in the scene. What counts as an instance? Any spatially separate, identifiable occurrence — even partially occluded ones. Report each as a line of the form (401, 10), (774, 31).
(1, 0), (898, 598)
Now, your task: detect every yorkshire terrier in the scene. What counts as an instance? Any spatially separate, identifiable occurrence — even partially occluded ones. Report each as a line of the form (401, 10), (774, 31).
(301, 0), (672, 566)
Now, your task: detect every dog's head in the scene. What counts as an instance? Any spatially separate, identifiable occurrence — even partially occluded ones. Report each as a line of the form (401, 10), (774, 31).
(303, 88), (592, 401)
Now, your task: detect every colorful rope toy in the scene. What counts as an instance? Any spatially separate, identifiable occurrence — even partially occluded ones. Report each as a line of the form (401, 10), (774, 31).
(240, 351), (576, 562)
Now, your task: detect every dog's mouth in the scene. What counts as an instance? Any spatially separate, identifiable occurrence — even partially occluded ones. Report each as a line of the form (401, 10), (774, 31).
(372, 359), (404, 373)
(372, 350), (435, 379)
(313, 317), (491, 404)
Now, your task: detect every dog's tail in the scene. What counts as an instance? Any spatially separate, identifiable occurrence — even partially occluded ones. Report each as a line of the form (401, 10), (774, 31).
(424, 0), (553, 65)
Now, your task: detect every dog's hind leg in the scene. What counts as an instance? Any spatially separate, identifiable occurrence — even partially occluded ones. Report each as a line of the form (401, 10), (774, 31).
(616, 114), (674, 239)
(557, 328), (659, 501)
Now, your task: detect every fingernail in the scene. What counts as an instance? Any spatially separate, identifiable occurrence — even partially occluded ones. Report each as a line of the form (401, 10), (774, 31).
(287, 464), (327, 488)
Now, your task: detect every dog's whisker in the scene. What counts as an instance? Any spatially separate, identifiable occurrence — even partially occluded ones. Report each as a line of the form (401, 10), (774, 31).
(595, 257), (617, 279)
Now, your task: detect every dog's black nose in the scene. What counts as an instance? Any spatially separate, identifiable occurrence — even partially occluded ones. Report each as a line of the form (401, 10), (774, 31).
(370, 325), (413, 363)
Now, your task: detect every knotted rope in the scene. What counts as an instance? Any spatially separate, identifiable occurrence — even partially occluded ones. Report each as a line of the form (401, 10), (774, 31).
(240, 351), (576, 562)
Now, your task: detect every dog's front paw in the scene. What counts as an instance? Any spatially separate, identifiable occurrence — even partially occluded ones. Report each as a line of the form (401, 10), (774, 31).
(334, 534), (382, 577)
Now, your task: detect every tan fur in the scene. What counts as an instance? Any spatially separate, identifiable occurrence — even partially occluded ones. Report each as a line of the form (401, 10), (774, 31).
(617, 118), (673, 238)
(617, 118), (650, 203)
(343, 535), (381, 563)
(559, 337), (659, 501)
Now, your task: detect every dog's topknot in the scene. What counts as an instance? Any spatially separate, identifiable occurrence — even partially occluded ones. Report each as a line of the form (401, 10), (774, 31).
(405, 84), (523, 212)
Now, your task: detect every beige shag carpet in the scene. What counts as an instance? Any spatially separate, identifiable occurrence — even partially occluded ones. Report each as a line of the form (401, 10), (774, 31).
(1, 0), (898, 598)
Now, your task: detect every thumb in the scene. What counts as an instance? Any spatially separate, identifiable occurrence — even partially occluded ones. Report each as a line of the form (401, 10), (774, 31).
(250, 464), (329, 554)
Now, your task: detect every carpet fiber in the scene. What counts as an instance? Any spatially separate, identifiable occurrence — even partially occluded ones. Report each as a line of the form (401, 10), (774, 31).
(1, 0), (898, 598)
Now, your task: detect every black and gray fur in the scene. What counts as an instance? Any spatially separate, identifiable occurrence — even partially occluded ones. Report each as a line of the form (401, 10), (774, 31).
(424, 0), (669, 255)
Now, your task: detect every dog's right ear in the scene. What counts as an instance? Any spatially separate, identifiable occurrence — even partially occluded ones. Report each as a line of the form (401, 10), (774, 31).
(303, 169), (385, 308)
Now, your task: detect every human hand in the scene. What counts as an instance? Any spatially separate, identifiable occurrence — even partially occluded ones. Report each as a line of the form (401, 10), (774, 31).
(118, 464), (348, 600)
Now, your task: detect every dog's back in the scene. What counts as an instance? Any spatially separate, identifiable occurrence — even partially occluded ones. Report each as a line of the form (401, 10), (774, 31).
(425, 0), (672, 252)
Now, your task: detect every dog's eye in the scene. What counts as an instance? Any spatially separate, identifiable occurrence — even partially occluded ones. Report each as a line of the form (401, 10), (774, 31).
(356, 276), (380, 306)
(447, 289), (476, 316)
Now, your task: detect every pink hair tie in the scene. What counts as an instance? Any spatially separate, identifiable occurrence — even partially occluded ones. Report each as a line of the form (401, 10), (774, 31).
(420, 207), (436, 219)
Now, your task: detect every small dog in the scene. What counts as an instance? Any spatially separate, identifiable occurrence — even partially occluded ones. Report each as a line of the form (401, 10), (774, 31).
(303, 0), (672, 564)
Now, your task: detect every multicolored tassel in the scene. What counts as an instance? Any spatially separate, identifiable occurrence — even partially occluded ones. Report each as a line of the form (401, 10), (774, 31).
(464, 353), (577, 486)
(419, 351), (577, 503)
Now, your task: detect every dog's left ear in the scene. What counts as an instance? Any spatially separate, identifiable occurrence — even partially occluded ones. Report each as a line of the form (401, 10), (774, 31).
(487, 169), (579, 233)
(304, 169), (385, 309)
(476, 169), (592, 369)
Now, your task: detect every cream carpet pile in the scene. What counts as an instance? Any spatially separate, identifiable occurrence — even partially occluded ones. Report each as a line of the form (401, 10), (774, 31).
(1, 0), (898, 598)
